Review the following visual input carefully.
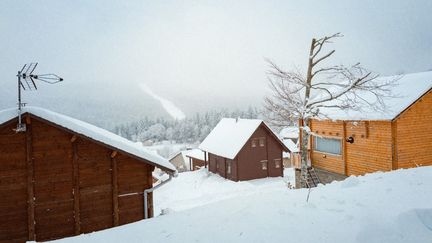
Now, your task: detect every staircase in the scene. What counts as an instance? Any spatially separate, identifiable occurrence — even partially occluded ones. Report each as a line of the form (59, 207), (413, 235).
(301, 167), (321, 188)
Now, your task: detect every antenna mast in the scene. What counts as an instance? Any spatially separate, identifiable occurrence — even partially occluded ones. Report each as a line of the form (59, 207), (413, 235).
(15, 62), (64, 132)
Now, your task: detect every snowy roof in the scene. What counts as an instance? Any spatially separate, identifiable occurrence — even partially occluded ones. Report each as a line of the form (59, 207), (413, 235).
(317, 71), (432, 120)
(199, 118), (286, 159)
(0, 106), (176, 173)
(169, 148), (204, 170)
(184, 148), (205, 161)
(282, 138), (299, 153)
(279, 126), (299, 139)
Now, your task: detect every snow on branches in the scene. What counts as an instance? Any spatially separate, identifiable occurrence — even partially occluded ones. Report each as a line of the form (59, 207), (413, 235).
(264, 33), (399, 126)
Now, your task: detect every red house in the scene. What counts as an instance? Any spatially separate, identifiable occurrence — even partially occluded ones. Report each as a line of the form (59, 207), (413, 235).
(199, 118), (288, 181)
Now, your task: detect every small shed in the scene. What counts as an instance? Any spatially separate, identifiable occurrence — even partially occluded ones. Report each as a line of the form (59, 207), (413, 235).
(282, 138), (300, 169)
(199, 118), (288, 181)
(309, 71), (432, 176)
(169, 148), (205, 172)
(0, 107), (176, 242)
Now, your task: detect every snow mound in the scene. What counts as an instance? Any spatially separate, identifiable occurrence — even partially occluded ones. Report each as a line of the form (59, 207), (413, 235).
(340, 176), (360, 188)
(51, 166), (432, 243)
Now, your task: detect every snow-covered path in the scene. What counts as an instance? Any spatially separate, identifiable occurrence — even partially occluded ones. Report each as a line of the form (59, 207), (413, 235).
(154, 168), (296, 215)
(50, 167), (432, 243)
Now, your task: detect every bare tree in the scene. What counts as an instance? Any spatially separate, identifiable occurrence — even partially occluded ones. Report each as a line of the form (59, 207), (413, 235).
(264, 33), (398, 187)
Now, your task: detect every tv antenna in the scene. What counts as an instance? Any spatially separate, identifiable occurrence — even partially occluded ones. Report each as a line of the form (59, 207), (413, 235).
(15, 62), (64, 132)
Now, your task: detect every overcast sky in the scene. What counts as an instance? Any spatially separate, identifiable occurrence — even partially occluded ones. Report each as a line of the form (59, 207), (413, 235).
(1, 0), (431, 114)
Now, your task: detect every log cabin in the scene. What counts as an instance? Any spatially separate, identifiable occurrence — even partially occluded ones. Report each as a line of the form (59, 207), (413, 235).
(309, 71), (432, 176)
(0, 106), (176, 242)
(199, 118), (288, 181)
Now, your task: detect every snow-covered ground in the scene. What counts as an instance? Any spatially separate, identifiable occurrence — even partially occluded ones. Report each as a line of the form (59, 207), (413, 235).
(154, 168), (296, 215)
(50, 166), (432, 243)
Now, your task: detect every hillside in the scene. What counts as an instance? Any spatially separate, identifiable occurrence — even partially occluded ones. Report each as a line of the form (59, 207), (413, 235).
(50, 166), (432, 243)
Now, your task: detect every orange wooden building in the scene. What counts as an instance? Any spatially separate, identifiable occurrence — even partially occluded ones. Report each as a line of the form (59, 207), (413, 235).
(0, 107), (176, 242)
(309, 71), (432, 176)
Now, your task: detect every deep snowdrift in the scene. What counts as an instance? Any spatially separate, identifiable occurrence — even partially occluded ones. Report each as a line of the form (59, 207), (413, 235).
(49, 167), (432, 243)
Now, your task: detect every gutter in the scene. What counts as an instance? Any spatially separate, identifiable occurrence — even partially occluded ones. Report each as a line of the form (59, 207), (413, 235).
(144, 171), (177, 219)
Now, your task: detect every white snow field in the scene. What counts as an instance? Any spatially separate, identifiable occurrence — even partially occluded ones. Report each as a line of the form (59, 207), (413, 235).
(49, 166), (432, 243)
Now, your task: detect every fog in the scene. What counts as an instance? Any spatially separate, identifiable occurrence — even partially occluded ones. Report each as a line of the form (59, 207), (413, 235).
(1, 0), (431, 121)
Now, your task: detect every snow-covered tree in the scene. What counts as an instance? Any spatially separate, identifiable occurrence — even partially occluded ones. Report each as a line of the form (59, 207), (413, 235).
(264, 33), (398, 186)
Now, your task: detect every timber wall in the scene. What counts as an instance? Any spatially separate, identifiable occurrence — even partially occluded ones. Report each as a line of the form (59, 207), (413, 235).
(0, 115), (153, 242)
(395, 90), (432, 168)
(310, 120), (393, 176)
(237, 125), (283, 180)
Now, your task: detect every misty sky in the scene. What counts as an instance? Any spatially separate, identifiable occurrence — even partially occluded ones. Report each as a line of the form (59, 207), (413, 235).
(1, 0), (431, 115)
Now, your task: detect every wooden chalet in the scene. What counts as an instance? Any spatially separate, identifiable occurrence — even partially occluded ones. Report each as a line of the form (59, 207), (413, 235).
(0, 107), (176, 242)
(199, 118), (288, 181)
(309, 71), (432, 176)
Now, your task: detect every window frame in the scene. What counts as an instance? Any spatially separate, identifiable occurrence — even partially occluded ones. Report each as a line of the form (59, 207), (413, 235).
(313, 136), (342, 156)
(261, 160), (268, 170)
(227, 161), (232, 174)
(259, 137), (266, 147)
(251, 138), (257, 148)
(274, 158), (281, 168)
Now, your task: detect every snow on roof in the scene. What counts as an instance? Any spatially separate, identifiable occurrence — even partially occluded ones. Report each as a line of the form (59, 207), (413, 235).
(0, 106), (176, 173)
(184, 148), (205, 161)
(279, 126), (299, 139)
(282, 138), (299, 153)
(199, 118), (264, 159)
(317, 71), (432, 120)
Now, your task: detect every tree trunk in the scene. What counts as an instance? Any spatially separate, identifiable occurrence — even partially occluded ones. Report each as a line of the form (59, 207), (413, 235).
(300, 118), (310, 187)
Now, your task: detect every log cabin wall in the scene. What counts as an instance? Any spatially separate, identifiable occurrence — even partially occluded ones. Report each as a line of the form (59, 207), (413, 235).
(310, 120), (345, 174)
(0, 121), (28, 242)
(0, 114), (153, 242)
(237, 124), (283, 181)
(345, 121), (392, 175)
(394, 90), (432, 169)
(310, 119), (393, 176)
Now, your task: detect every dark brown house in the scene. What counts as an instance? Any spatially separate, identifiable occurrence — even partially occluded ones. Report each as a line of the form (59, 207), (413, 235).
(199, 118), (288, 181)
(0, 107), (176, 242)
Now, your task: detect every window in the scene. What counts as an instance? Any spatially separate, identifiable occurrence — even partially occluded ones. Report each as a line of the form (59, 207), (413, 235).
(314, 136), (342, 155)
(216, 159), (220, 169)
(261, 160), (268, 170)
(274, 159), (281, 168)
(251, 139), (257, 147)
(227, 161), (232, 174)
(259, 137), (265, 147)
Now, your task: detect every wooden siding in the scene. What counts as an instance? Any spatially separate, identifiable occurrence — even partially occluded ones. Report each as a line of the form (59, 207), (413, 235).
(236, 124), (283, 180)
(0, 115), (153, 242)
(345, 121), (392, 175)
(395, 90), (432, 168)
(207, 123), (284, 181)
(310, 120), (393, 176)
(310, 120), (345, 174)
(190, 158), (206, 171)
(0, 122), (28, 243)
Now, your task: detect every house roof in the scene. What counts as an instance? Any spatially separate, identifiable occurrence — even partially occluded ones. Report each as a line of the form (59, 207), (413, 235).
(316, 71), (432, 120)
(0, 106), (176, 173)
(282, 138), (299, 153)
(199, 118), (287, 160)
(184, 149), (205, 161)
(279, 126), (299, 139)
(169, 148), (204, 170)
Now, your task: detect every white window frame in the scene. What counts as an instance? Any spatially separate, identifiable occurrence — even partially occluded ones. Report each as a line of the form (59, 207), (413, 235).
(227, 161), (232, 174)
(314, 136), (342, 155)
